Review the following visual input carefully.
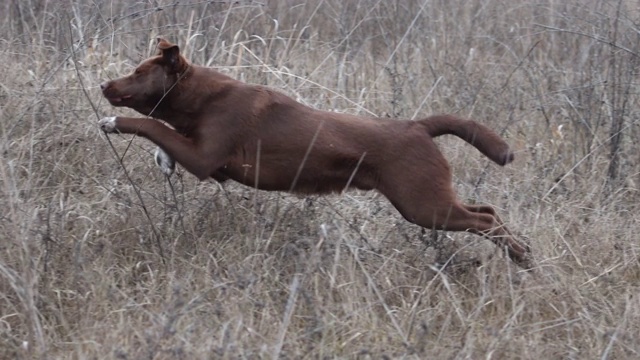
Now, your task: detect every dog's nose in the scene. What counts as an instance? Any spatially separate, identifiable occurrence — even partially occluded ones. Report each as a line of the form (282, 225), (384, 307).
(100, 82), (109, 91)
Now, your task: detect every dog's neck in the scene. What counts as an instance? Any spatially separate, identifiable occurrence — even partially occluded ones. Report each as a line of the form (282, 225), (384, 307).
(176, 64), (191, 82)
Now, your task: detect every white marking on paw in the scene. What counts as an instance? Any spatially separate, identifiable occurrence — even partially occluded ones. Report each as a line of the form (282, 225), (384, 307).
(154, 147), (175, 176)
(98, 116), (117, 133)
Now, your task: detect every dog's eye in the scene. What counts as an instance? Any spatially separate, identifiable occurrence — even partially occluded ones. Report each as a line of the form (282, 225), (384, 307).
(134, 69), (141, 75)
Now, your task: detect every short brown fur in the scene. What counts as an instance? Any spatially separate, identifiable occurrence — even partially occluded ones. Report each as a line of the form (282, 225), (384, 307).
(100, 38), (531, 267)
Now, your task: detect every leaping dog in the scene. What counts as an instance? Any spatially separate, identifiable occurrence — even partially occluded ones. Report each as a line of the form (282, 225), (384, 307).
(99, 38), (531, 267)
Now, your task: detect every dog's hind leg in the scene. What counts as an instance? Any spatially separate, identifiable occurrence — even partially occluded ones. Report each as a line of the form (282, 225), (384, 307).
(379, 165), (531, 267)
(457, 203), (530, 263)
(394, 198), (530, 267)
(463, 204), (515, 237)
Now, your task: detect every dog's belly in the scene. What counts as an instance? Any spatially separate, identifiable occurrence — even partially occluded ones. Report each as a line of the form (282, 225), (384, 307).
(217, 160), (377, 194)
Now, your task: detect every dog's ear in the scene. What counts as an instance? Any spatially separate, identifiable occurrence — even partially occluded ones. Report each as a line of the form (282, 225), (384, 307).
(156, 38), (182, 72)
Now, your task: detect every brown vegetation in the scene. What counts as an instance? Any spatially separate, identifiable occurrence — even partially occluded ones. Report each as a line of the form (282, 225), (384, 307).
(1, 0), (639, 358)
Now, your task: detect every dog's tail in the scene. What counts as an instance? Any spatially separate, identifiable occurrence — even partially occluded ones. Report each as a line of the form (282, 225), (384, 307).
(421, 115), (514, 166)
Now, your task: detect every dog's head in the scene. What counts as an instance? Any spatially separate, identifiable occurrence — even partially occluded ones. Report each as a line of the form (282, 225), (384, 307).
(100, 38), (189, 116)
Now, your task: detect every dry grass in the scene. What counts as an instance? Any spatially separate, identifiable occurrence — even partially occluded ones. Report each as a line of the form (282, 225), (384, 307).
(1, 0), (640, 358)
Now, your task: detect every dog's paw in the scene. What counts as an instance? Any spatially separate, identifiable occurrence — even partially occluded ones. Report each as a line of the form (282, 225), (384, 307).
(154, 147), (175, 176)
(99, 117), (118, 133)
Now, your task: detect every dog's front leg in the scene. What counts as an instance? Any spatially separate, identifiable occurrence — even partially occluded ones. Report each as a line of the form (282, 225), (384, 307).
(99, 116), (226, 180)
(154, 147), (175, 176)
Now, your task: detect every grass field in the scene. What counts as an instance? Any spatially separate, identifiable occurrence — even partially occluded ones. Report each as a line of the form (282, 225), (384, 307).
(1, 0), (640, 358)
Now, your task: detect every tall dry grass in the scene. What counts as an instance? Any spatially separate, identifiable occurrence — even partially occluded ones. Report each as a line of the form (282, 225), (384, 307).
(1, 0), (639, 358)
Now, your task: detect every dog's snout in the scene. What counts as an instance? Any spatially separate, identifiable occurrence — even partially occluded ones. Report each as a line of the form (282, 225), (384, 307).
(100, 82), (109, 91)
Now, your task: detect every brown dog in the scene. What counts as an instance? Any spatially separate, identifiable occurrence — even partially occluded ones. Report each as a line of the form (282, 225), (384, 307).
(99, 38), (531, 267)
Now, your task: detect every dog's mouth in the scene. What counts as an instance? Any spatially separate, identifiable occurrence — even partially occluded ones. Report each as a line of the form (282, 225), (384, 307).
(106, 94), (133, 104)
